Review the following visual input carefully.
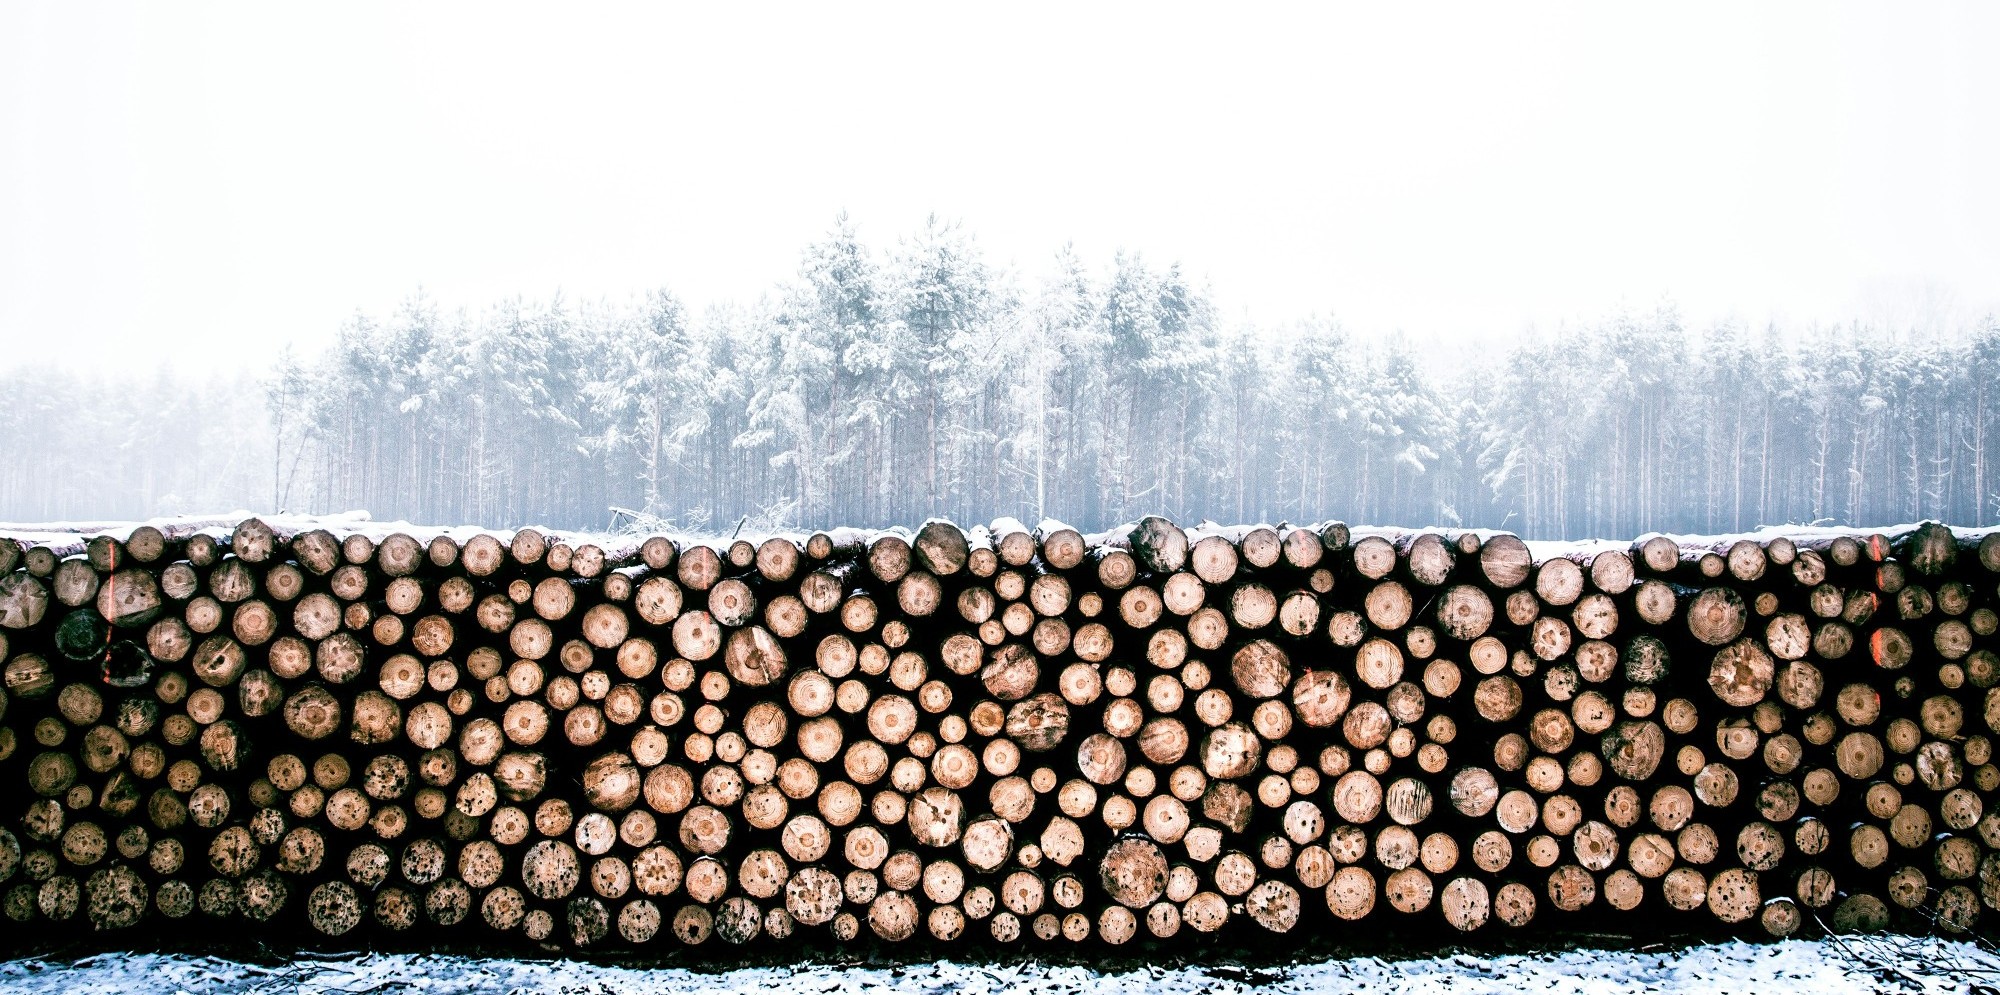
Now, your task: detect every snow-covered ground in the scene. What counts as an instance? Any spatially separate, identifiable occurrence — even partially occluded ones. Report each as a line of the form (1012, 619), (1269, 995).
(3, 939), (1998, 995)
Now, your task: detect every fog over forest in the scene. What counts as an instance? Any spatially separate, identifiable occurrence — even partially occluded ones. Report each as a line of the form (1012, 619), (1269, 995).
(2, 216), (1995, 539)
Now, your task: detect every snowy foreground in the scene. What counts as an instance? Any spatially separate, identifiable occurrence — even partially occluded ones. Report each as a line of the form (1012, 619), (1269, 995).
(4, 940), (2000, 995)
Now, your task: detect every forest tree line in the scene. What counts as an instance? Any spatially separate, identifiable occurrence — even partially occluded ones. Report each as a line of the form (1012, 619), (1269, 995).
(3, 215), (1997, 539)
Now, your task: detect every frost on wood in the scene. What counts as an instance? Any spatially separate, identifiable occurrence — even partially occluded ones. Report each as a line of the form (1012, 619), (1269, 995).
(0, 515), (1996, 954)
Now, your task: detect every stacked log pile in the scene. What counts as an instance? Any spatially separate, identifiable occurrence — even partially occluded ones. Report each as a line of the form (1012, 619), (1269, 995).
(0, 515), (1996, 951)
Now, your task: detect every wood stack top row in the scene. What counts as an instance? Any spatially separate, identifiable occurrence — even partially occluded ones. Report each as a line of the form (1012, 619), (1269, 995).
(0, 515), (1997, 953)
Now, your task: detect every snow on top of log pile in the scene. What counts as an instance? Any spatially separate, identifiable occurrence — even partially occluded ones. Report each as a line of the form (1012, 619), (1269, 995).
(0, 510), (1992, 565)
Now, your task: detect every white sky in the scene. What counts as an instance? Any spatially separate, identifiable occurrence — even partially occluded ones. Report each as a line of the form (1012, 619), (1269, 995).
(3, 2), (1997, 372)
